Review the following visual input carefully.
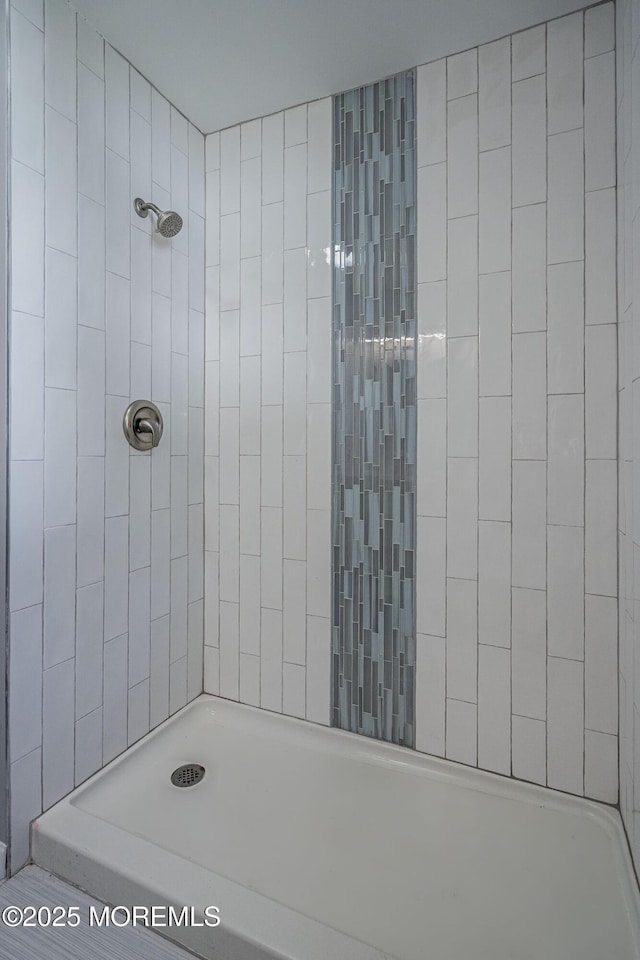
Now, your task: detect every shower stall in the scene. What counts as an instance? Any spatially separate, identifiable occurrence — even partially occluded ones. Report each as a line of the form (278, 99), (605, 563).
(2, 0), (640, 956)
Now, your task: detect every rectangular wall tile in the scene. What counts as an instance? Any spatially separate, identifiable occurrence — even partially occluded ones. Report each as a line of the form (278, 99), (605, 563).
(417, 400), (446, 518)
(512, 26), (545, 84)
(104, 515), (129, 641)
(415, 635), (445, 756)
(547, 656), (584, 795)
(548, 129), (584, 265)
(447, 49), (477, 99)
(547, 525), (584, 661)
(446, 578), (478, 704)
(585, 460), (617, 597)
(479, 147), (511, 274)
(585, 188), (616, 325)
(44, 387), (75, 527)
(478, 645), (510, 775)
(418, 281), (446, 398)
(239, 554), (260, 657)
(585, 594), (617, 736)
(417, 164), (446, 282)
(283, 662), (305, 719)
(306, 616), (330, 724)
(127, 681), (149, 745)
(478, 520), (511, 649)
(45, 247), (77, 389)
(417, 517), (446, 638)
(446, 699), (477, 767)
(239, 652), (260, 707)
(128, 566), (150, 686)
(479, 396), (510, 521)
(417, 60), (446, 166)
(10, 604), (43, 762)
(219, 601), (239, 700)
(547, 394), (584, 527)
(11, 10), (44, 172)
(105, 45), (129, 159)
(75, 581), (104, 720)
(284, 456), (306, 561)
(42, 658), (75, 807)
(219, 504), (239, 603)
(170, 556), (188, 664)
(262, 113), (283, 204)
(307, 98), (331, 194)
(43, 524), (76, 668)
(547, 261), (584, 394)
(512, 203), (546, 333)
(585, 3), (614, 58)
(261, 608), (283, 712)
(44, 0), (76, 121)
(584, 52), (615, 191)
(11, 749), (42, 870)
(479, 271), (511, 397)
(547, 12), (583, 136)
(512, 460), (546, 590)
(479, 38), (510, 152)
(446, 458), (478, 581)
(77, 326), (105, 456)
(78, 64), (105, 204)
(447, 94), (478, 220)
(45, 107), (77, 256)
(447, 336), (478, 457)
(585, 324), (617, 459)
(12, 161), (44, 317)
(76, 456), (104, 588)
(103, 634), (128, 763)
(447, 216), (477, 337)
(511, 586), (546, 720)
(584, 730), (617, 804)
(512, 715), (546, 786)
(78, 196), (105, 330)
(512, 75), (546, 207)
(512, 332), (546, 459)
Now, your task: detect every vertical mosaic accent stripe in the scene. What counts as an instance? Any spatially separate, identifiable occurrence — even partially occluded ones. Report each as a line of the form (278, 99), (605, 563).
(332, 72), (417, 747)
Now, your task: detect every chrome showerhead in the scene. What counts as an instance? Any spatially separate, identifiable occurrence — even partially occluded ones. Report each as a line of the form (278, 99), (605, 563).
(156, 209), (183, 238)
(134, 198), (183, 238)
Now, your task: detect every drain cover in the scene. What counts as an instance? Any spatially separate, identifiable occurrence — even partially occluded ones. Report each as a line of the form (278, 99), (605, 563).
(171, 763), (205, 787)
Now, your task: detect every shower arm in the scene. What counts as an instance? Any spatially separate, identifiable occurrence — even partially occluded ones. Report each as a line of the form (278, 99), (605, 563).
(134, 198), (162, 220)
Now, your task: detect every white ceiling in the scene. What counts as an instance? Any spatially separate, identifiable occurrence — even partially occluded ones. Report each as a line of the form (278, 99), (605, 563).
(72, 0), (589, 134)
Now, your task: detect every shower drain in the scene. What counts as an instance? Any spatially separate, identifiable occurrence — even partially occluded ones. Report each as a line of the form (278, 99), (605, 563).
(170, 763), (206, 787)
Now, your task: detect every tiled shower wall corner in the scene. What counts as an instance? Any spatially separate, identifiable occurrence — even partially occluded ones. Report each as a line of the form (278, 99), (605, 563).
(204, 5), (618, 804)
(203, 102), (333, 720)
(415, 6), (618, 801)
(617, 0), (640, 872)
(8, 0), (205, 869)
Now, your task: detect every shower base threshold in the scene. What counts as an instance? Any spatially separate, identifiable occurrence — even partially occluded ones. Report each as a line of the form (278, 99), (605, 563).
(32, 695), (640, 960)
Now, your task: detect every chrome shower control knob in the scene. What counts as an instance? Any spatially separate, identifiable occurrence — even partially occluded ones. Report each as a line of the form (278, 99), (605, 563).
(123, 400), (164, 451)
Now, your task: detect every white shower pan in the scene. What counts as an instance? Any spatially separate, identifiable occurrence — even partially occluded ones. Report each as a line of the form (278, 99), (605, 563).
(32, 695), (640, 960)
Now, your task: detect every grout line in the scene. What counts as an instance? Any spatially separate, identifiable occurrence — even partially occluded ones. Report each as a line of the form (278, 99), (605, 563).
(581, 8), (588, 798)
(443, 53), (449, 761)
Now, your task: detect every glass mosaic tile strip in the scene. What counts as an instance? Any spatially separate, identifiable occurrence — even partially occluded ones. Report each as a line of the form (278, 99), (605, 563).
(331, 71), (417, 747)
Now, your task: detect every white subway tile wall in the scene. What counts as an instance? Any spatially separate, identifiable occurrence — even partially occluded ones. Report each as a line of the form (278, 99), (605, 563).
(416, 5), (618, 802)
(618, 0), (640, 874)
(8, 0), (204, 868)
(7, 0), (620, 868)
(204, 99), (332, 721)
